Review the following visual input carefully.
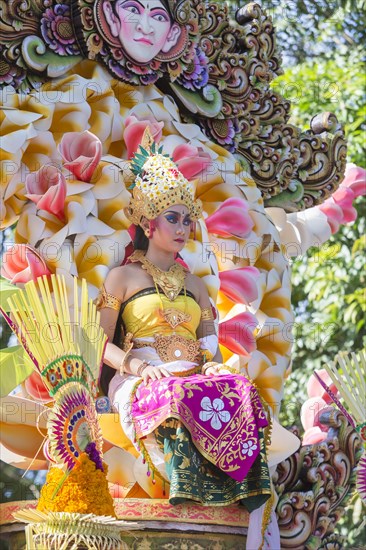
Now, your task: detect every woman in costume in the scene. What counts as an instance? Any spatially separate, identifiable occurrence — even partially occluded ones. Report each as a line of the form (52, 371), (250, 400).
(96, 139), (272, 513)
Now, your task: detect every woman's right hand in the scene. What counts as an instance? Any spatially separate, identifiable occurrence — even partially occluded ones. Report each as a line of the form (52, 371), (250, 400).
(141, 364), (170, 384)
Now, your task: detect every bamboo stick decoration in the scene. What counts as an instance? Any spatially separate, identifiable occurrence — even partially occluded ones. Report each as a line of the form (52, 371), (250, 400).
(3, 275), (107, 386)
(322, 350), (365, 426)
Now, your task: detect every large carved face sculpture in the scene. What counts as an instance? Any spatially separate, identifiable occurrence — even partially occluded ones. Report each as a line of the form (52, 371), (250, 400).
(104, 0), (182, 64)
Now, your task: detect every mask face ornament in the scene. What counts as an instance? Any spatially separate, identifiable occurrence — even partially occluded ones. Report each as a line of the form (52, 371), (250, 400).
(74, 0), (193, 85)
(102, 0), (181, 65)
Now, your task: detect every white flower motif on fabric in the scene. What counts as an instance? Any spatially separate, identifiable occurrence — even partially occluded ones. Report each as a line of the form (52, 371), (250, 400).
(241, 440), (257, 457)
(199, 396), (231, 430)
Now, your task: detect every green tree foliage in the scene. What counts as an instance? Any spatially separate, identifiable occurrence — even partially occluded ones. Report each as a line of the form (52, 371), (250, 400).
(227, 0), (366, 65)
(272, 50), (365, 166)
(273, 48), (365, 413)
(271, 17), (365, 421)
(0, 463), (41, 504)
(261, 3), (365, 546)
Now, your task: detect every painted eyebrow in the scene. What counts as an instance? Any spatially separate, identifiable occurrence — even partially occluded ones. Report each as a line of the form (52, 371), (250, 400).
(121, 0), (144, 8)
(122, 1), (167, 11)
(164, 211), (190, 217)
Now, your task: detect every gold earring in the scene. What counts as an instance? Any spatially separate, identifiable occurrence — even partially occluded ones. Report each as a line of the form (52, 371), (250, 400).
(145, 229), (150, 238)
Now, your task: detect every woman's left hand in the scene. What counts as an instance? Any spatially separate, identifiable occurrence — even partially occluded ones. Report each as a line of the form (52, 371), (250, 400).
(141, 364), (170, 384)
(203, 363), (227, 376)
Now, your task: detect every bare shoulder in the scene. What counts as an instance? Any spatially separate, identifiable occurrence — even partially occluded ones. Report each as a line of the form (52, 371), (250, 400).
(104, 264), (143, 301)
(186, 272), (208, 300)
(107, 264), (143, 279)
(104, 266), (127, 299)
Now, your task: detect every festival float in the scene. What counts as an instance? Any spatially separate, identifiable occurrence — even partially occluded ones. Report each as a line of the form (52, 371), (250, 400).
(0, 0), (365, 548)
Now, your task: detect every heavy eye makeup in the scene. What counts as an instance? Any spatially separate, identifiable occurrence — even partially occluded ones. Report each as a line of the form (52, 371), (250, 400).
(151, 10), (169, 22)
(118, 1), (169, 22)
(165, 213), (191, 226)
(119, 1), (142, 14)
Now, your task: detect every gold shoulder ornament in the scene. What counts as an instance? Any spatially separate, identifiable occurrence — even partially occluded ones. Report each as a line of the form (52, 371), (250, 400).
(94, 285), (121, 311)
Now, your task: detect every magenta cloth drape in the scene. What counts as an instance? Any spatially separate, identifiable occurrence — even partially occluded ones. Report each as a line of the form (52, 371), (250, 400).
(131, 373), (268, 482)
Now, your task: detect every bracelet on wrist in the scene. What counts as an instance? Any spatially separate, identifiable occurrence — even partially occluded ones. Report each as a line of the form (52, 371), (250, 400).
(201, 361), (219, 375)
(120, 350), (131, 374)
(137, 361), (151, 377)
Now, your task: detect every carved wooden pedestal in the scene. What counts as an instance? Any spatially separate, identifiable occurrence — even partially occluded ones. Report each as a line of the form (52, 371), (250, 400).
(0, 410), (361, 549)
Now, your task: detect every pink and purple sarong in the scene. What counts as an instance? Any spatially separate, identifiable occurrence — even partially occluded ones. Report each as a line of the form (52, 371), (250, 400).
(131, 373), (268, 482)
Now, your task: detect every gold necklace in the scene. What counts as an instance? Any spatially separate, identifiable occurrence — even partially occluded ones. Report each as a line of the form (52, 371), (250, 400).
(129, 250), (192, 329)
(129, 250), (187, 301)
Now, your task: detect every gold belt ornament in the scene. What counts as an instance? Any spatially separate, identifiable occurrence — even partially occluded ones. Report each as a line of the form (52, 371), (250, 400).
(133, 334), (202, 364)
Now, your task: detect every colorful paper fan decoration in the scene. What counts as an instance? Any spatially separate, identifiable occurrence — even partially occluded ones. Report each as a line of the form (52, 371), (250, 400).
(315, 350), (365, 502)
(357, 453), (366, 504)
(48, 383), (103, 470)
(318, 350), (365, 428)
(0, 274), (120, 545)
(1, 275), (107, 469)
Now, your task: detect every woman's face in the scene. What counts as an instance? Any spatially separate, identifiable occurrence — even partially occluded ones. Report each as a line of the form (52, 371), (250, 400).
(151, 204), (191, 253)
(105, 0), (181, 64)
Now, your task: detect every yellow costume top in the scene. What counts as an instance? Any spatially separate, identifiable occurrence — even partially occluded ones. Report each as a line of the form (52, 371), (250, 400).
(121, 288), (201, 340)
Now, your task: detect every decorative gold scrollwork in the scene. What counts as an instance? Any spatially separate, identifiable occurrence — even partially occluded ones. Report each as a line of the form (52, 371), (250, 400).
(0, 0), (347, 211)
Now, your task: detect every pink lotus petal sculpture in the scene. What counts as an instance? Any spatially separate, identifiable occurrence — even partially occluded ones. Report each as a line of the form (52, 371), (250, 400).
(307, 368), (338, 404)
(124, 116), (164, 159)
(219, 267), (260, 305)
(219, 312), (257, 355)
(332, 186), (357, 223)
(59, 131), (102, 182)
(25, 165), (66, 220)
(1, 244), (51, 284)
(205, 198), (254, 238)
(342, 163), (366, 197)
(172, 143), (211, 179)
(318, 200), (344, 234)
(301, 396), (328, 431)
(302, 426), (328, 445)
(319, 164), (366, 234)
(25, 370), (51, 402)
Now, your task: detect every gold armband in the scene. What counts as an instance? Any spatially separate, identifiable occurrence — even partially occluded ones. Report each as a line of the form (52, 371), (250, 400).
(94, 285), (121, 311)
(201, 307), (214, 321)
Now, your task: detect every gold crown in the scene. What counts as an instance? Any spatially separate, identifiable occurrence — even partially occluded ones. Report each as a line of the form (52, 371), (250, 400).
(125, 138), (202, 225)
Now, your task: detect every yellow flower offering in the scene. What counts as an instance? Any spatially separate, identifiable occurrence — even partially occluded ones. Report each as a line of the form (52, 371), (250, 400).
(37, 454), (116, 517)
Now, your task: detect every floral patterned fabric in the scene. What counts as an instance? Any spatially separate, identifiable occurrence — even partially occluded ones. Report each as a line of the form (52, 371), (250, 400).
(131, 374), (269, 483)
(155, 418), (271, 510)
